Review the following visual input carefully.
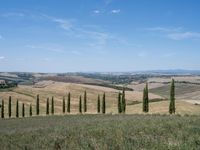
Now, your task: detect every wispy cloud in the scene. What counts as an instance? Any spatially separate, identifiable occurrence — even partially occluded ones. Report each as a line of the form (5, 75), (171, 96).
(168, 32), (200, 40)
(93, 10), (100, 14)
(44, 15), (114, 50)
(25, 44), (65, 53)
(145, 27), (182, 32)
(111, 9), (121, 14)
(0, 35), (3, 39)
(1, 12), (25, 18)
(42, 15), (74, 30)
(0, 56), (5, 60)
(145, 26), (200, 40)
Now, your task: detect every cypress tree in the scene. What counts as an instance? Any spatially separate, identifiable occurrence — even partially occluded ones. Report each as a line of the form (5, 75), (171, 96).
(143, 88), (146, 112)
(83, 91), (87, 113)
(102, 93), (106, 114)
(143, 83), (149, 113)
(29, 104), (32, 117)
(121, 89), (126, 113)
(1, 100), (4, 118)
(145, 82), (149, 112)
(8, 96), (11, 118)
(169, 79), (175, 114)
(16, 100), (19, 118)
(63, 96), (65, 113)
(46, 98), (49, 115)
(97, 95), (100, 113)
(22, 103), (25, 117)
(67, 92), (71, 113)
(118, 92), (122, 113)
(51, 96), (54, 115)
(36, 94), (39, 115)
(79, 95), (82, 113)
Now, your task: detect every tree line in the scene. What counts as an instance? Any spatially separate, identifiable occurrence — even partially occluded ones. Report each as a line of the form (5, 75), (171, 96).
(0, 79), (176, 119)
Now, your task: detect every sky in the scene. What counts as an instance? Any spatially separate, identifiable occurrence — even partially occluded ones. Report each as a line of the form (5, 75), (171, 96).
(0, 0), (200, 72)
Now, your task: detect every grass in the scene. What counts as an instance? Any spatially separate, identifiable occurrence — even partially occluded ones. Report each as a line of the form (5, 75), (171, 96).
(0, 114), (200, 149)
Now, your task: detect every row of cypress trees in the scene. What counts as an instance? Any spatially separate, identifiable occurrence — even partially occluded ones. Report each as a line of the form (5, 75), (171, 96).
(0, 79), (175, 118)
(1, 97), (28, 118)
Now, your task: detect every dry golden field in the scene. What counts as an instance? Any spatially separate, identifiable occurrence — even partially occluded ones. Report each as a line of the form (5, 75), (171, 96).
(1, 79), (200, 117)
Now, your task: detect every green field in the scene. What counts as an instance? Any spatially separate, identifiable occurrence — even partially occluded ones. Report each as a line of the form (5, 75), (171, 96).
(0, 115), (200, 149)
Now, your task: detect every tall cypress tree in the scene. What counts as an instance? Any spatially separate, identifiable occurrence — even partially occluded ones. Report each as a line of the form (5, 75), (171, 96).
(51, 96), (54, 115)
(22, 103), (25, 117)
(169, 79), (175, 114)
(79, 95), (82, 113)
(102, 93), (106, 114)
(84, 91), (87, 113)
(143, 82), (149, 113)
(29, 104), (32, 117)
(36, 94), (39, 115)
(1, 100), (4, 118)
(67, 92), (71, 113)
(143, 88), (146, 112)
(63, 96), (65, 113)
(121, 89), (126, 113)
(46, 98), (49, 115)
(16, 100), (19, 118)
(97, 95), (100, 113)
(8, 96), (11, 118)
(118, 92), (122, 113)
(145, 82), (149, 112)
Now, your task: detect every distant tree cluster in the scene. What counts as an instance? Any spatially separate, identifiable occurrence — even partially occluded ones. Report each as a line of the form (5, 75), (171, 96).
(0, 80), (18, 89)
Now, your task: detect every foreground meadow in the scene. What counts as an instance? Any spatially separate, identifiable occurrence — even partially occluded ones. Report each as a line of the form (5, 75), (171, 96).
(0, 114), (200, 149)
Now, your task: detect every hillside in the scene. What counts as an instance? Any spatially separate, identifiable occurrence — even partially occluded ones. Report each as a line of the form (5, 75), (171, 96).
(0, 115), (200, 149)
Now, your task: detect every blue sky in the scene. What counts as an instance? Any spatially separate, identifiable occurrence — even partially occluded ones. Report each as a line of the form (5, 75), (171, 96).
(0, 0), (200, 72)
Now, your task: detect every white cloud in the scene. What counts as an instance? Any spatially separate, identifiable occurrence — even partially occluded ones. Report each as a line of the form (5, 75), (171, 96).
(167, 32), (200, 40)
(0, 56), (5, 60)
(93, 10), (100, 14)
(111, 9), (121, 14)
